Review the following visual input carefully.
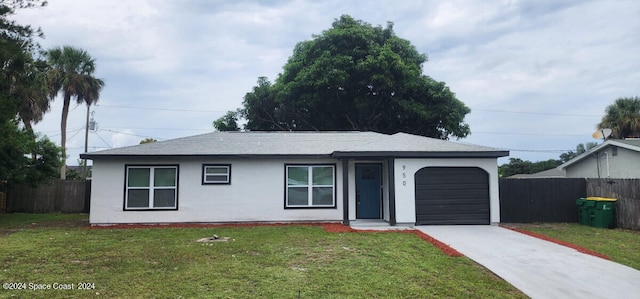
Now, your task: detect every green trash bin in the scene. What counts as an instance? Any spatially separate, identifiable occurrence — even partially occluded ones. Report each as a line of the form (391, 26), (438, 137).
(586, 197), (617, 228)
(576, 198), (590, 225)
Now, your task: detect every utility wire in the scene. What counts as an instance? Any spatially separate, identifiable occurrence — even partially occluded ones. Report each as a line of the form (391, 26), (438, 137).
(94, 131), (112, 148)
(102, 126), (210, 132)
(100, 129), (163, 140)
(472, 131), (587, 137)
(471, 108), (600, 117)
(97, 104), (227, 114)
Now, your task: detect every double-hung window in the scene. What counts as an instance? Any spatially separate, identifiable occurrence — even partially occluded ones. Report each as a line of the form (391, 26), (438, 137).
(202, 164), (231, 184)
(286, 164), (335, 208)
(125, 165), (178, 210)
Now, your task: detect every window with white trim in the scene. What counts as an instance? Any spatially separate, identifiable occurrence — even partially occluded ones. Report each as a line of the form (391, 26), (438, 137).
(125, 165), (178, 210)
(202, 164), (231, 185)
(286, 165), (335, 208)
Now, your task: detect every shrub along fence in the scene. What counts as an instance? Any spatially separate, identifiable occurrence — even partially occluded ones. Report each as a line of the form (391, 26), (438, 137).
(500, 178), (640, 230)
(6, 180), (90, 213)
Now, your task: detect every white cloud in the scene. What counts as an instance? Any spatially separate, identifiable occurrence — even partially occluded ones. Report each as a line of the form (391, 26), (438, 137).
(14, 0), (640, 165)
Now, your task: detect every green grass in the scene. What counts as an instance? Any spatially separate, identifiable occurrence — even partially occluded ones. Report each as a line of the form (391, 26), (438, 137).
(505, 223), (640, 270)
(0, 213), (526, 298)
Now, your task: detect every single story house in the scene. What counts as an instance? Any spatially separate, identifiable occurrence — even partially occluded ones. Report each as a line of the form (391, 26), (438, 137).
(559, 139), (640, 178)
(81, 131), (509, 226)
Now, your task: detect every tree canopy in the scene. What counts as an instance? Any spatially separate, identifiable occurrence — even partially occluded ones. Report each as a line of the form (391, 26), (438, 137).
(598, 97), (640, 139)
(216, 15), (470, 139)
(1, 1), (62, 188)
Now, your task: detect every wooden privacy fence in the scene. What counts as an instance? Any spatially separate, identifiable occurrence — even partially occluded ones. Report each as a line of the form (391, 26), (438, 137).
(6, 180), (90, 213)
(500, 178), (640, 230)
(500, 178), (587, 223)
(587, 179), (640, 231)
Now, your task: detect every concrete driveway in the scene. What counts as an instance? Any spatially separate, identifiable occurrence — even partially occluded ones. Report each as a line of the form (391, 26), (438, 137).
(416, 225), (640, 299)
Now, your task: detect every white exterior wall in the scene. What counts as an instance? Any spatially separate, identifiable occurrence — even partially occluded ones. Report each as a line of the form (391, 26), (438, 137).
(90, 158), (343, 224)
(393, 158), (501, 224)
(566, 147), (640, 178)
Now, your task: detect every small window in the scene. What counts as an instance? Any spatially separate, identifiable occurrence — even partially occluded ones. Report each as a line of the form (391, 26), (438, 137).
(125, 165), (178, 210)
(285, 164), (335, 208)
(202, 164), (231, 185)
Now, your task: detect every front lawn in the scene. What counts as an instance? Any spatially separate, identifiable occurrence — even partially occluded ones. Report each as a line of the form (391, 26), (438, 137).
(504, 223), (640, 270)
(0, 214), (526, 298)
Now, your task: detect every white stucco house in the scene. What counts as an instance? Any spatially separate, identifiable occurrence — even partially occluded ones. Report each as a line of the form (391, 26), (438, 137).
(81, 131), (508, 226)
(559, 139), (640, 178)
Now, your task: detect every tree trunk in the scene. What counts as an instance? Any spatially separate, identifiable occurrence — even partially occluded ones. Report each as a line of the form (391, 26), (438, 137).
(60, 94), (71, 180)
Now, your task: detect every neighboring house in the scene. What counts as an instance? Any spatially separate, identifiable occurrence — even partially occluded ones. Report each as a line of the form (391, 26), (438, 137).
(508, 168), (566, 179)
(559, 139), (640, 178)
(81, 131), (508, 226)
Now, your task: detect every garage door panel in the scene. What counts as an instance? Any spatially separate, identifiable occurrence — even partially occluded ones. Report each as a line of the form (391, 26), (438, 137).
(417, 204), (489, 213)
(420, 191), (488, 199)
(415, 167), (490, 225)
(416, 197), (488, 205)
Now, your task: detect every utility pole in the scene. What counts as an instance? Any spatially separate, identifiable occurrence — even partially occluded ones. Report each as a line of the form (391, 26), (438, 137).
(83, 110), (96, 179)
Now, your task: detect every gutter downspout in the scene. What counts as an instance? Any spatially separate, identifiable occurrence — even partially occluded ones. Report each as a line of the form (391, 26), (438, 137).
(604, 152), (610, 178)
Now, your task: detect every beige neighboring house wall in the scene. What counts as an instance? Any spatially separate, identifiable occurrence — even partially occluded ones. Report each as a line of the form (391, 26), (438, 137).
(560, 140), (640, 179)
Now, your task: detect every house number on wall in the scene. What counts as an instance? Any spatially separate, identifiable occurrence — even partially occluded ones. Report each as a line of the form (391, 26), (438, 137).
(402, 165), (407, 186)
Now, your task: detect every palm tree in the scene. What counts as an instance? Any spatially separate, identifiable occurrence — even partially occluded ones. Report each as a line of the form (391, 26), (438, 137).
(46, 46), (104, 179)
(16, 61), (50, 135)
(598, 97), (640, 139)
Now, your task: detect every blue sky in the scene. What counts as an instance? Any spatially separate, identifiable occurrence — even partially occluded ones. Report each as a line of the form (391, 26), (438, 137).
(12, 0), (640, 165)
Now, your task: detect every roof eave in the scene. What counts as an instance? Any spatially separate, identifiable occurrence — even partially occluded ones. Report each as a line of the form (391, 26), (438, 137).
(80, 154), (334, 160)
(332, 151), (509, 158)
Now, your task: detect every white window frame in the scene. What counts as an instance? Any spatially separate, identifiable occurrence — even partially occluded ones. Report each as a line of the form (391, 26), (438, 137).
(124, 165), (178, 210)
(285, 164), (336, 208)
(202, 164), (231, 185)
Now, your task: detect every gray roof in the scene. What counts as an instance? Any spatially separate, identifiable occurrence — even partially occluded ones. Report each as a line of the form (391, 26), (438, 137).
(560, 139), (640, 169)
(81, 131), (509, 159)
(508, 168), (566, 179)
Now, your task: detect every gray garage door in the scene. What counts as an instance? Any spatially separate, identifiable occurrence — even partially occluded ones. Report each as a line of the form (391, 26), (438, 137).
(415, 167), (490, 225)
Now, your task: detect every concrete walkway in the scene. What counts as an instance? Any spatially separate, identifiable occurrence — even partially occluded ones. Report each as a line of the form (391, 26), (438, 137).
(416, 225), (640, 299)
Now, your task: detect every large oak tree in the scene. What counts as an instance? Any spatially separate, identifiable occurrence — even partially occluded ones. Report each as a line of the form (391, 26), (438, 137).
(216, 15), (470, 139)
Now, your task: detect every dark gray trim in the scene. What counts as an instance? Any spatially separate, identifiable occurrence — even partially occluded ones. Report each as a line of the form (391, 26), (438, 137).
(342, 159), (349, 225)
(387, 158), (396, 226)
(123, 164), (180, 211)
(332, 151), (509, 158)
(201, 164), (231, 185)
(284, 163), (337, 209)
(82, 154), (334, 160)
(82, 151), (509, 160)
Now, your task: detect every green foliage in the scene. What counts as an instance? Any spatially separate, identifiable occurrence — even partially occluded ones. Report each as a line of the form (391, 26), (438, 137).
(229, 15), (470, 139)
(598, 97), (640, 139)
(499, 158), (560, 177)
(0, 116), (62, 188)
(558, 142), (599, 163)
(139, 138), (158, 144)
(213, 109), (241, 131)
(0, 1), (61, 188)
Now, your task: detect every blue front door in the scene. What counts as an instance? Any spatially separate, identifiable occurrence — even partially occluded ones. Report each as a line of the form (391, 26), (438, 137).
(356, 164), (382, 219)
